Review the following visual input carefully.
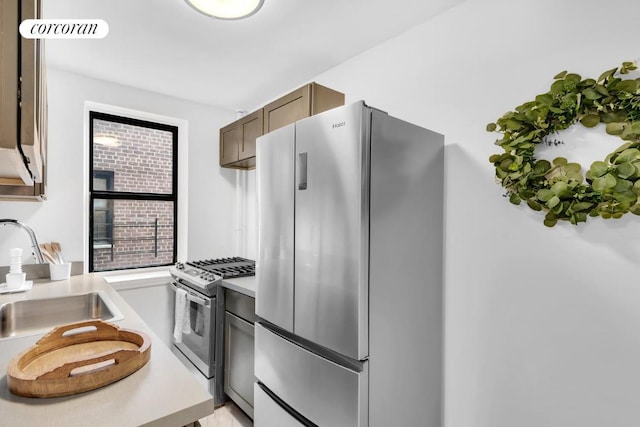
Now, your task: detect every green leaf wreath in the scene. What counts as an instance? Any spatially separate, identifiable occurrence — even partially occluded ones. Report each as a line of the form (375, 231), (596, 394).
(487, 61), (640, 227)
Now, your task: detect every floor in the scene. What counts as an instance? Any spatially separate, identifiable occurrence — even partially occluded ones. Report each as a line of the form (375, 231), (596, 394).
(197, 402), (253, 427)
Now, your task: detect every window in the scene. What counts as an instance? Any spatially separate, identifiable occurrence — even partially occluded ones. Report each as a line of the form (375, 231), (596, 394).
(92, 170), (114, 246)
(89, 111), (178, 272)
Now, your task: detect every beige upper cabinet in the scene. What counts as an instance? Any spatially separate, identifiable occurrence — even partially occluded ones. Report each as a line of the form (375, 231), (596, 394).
(219, 109), (264, 169)
(219, 83), (344, 170)
(263, 83), (345, 133)
(0, 0), (47, 200)
(237, 109), (263, 169)
(220, 121), (241, 167)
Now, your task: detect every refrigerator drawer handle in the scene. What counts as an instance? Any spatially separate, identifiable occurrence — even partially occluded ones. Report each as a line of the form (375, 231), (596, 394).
(298, 152), (308, 190)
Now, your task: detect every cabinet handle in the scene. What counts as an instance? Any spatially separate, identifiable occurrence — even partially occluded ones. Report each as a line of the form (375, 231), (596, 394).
(298, 152), (307, 190)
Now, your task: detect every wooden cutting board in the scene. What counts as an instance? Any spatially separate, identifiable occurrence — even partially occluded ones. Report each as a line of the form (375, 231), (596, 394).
(7, 319), (151, 398)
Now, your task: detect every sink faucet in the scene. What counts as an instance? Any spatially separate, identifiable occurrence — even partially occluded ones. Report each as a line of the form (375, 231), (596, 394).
(0, 219), (45, 264)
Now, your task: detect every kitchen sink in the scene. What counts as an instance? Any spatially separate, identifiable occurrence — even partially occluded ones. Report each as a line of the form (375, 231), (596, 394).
(0, 292), (124, 339)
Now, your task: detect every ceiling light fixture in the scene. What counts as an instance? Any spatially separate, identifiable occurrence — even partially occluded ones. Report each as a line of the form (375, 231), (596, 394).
(94, 134), (121, 147)
(185, 0), (265, 20)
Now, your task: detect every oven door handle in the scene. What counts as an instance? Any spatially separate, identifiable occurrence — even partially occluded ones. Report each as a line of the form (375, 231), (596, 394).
(170, 281), (210, 307)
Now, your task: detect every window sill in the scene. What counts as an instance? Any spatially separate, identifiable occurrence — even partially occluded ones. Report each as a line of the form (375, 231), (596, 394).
(99, 266), (172, 291)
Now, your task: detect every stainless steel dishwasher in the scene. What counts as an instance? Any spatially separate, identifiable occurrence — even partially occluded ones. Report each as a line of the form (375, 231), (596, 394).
(224, 288), (256, 419)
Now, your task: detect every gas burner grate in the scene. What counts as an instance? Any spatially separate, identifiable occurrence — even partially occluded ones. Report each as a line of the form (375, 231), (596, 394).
(186, 257), (255, 279)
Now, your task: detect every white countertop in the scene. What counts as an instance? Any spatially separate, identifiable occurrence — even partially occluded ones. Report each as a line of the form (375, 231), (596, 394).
(222, 275), (257, 299)
(101, 266), (257, 298)
(0, 274), (214, 427)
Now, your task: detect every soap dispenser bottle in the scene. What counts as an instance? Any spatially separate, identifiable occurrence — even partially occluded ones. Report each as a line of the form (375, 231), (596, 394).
(5, 248), (26, 289)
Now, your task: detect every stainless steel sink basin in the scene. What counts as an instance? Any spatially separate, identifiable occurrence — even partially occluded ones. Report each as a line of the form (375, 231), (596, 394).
(0, 291), (124, 339)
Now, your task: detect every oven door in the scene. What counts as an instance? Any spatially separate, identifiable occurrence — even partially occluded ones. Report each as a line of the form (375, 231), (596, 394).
(170, 281), (215, 378)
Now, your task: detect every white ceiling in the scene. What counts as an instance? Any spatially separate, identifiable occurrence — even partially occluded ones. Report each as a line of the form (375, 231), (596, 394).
(43, 0), (464, 111)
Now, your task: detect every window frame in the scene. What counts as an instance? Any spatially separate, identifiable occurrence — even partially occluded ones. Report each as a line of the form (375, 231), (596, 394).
(88, 111), (179, 272)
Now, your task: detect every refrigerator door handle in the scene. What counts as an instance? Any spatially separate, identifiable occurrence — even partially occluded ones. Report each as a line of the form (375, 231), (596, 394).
(297, 152), (308, 190)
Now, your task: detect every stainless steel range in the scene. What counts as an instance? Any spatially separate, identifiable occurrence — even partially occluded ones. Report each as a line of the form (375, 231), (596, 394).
(169, 257), (255, 405)
(171, 257), (256, 296)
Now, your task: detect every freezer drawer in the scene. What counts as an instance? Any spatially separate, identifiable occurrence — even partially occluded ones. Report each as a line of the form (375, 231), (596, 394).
(254, 383), (307, 427)
(254, 322), (368, 426)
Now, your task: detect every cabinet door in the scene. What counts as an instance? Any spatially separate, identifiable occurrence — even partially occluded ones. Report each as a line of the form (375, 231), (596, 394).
(225, 311), (255, 418)
(239, 109), (263, 161)
(263, 85), (311, 133)
(117, 283), (174, 348)
(20, 0), (44, 183)
(0, 0), (31, 186)
(219, 122), (240, 166)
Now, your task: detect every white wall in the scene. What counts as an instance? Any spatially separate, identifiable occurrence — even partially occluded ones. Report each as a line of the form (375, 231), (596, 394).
(236, 0), (640, 425)
(3, 0), (640, 424)
(0, 68), (237, 267)
(305, 0), (640, 426)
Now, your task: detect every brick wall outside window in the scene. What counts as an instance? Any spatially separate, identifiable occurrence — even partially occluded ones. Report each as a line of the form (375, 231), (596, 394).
(92, 119), (175, 271)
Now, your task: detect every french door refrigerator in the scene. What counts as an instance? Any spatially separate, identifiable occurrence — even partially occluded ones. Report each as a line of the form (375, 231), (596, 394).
(255, 101), (444, 427)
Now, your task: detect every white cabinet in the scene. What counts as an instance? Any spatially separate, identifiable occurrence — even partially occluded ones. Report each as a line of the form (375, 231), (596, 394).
(117, 282), (174, 348)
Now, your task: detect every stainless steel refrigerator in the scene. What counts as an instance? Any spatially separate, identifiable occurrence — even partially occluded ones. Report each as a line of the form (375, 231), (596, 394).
(254, 101), (444, 426)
